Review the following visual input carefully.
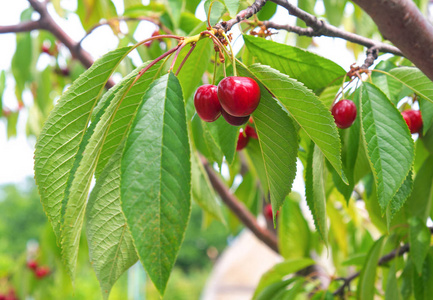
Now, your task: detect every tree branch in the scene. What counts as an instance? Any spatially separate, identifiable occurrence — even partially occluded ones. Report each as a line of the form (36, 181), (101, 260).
(0, 0), (115, 88)
(200, 155), (279, 253)
(333, 227), (433, 297)
(215, 0), (268, 32)
(0, 21), (41, 34)
(269, 0), (402, 56)
(351, 0), (433, 81)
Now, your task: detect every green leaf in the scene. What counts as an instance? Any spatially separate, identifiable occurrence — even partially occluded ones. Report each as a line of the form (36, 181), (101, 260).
(385, 264), (402, 300)
(166, 0), (183, 27)
(243, 35), (346, 91)
(387, 68), (433, 123)
(204, 0), (226, 26)
(0, 70), (5, 115)
(371, 61), (403, 105)
(96, 61), (164, 178)
(77, 0), (118, 30)
(360, 82), (414, 213)
(61, 61), (155, 279)
(255, 277), (301, 300)
(257, 1), (277, 20)
(419, 98), (433, 135)
(413, 253), (433, 300)
(121, 73), (191, 295)
(405, 155), (433, 221)
(202, 116), (238, 164)
(386, 170), (413, 227)
(221, 0), (239, 17)
(409, 217), (431, 275)
(191, 151), (225, 223)
(357, 236), (386, 300)
(245, 63), (346, 183)
(245, 138), (269, 194)
(278, 193), (311, 259)
(34, 47), (131, 242)
(306, 143), (328, 242)
(250, 85), (298, 220)
(86, 142), (138, 299)
(323, 0), (347, 26)
(253, 258), (315, 299)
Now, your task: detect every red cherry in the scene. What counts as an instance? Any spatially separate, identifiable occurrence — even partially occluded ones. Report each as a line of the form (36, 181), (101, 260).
(402, 109), (423, 134)
(27, 260), (38, 270)
(217, 76), (261, 117)
(194, 85), (221, 122)
(0, 295), (6, 300)
(245, 125), (258, 139)
(331, 99), (357, 129)
(236, 130), (249, 151)
(221, 109), (249, 126)
(35, 266), (50, 279)
(264, 204), (279, 220)
(402, 111), (412, 131)
(249, 116), (254, 124)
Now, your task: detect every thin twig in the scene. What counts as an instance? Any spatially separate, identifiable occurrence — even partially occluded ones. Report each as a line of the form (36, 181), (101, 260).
(214, 0), (268, 32)
(333, 227), (433, 297)
(267, 0), (402, 56)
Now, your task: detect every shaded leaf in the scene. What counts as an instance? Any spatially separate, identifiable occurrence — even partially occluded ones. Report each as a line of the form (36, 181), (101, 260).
(360, 82), (414, 213)
(357, 236), (386, 300)
(121, 73), (191, 295)
(245, 63), (346, 183)
(409, 217), (431, 275)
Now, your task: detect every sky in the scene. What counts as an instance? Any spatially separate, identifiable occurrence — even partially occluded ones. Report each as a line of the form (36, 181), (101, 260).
(0, 0), (365, 186)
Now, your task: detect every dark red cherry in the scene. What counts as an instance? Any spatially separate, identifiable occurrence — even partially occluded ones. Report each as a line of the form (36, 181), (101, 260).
(27, 260), (38, 270)
(35, 266), (50, 279)
(194, 85), (221, 122)
(331, 99), (357, 129)
(145, 30), (161, 47)
(221, 109), (249, 126)
(245, 125), (258, 139)
(217, 76), (261, 117)
(402, 109), (423, 134)
(236, 130), (249, 151)
(264, 204), (279, 220)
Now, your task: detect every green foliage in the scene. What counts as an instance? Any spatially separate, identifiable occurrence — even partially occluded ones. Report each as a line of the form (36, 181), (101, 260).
(7, 0), (433, 298)
(121, 73), (191, 295)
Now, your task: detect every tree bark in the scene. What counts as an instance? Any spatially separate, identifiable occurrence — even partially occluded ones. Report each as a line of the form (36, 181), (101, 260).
(351, 0), (433, 81)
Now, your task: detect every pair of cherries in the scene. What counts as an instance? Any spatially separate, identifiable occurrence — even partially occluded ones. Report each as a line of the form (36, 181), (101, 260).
(194, 76), (261, 126)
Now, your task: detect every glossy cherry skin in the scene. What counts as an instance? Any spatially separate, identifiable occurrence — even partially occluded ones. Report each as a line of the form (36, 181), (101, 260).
(245, 125), (258, 139)
(402, 109), (423, 134)
(221, 109), (250, 126)
(194, 85), (221, 122)
(402, 112), (412, 131)
(236, 130), (249, 151)
(218, 76), (261, 117)
(331, 99), (357, 129)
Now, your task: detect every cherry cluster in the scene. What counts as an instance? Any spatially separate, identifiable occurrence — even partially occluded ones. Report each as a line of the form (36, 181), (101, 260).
(26, 260), (50, 279)
(194, 76), (261, 126)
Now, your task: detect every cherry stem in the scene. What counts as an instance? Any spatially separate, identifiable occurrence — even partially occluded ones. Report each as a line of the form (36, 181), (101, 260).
(170, 42), (186, 71)
(212, 51), (218, 85)
(131, 44), (181, 87)
(207, 0), (217, 29)
(221, 31), (237, 76)
(202, 31), (231, 59)
(332, 77), (354, 107)
(223, 59), (227, 77)
(175, 43), (197, 76)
